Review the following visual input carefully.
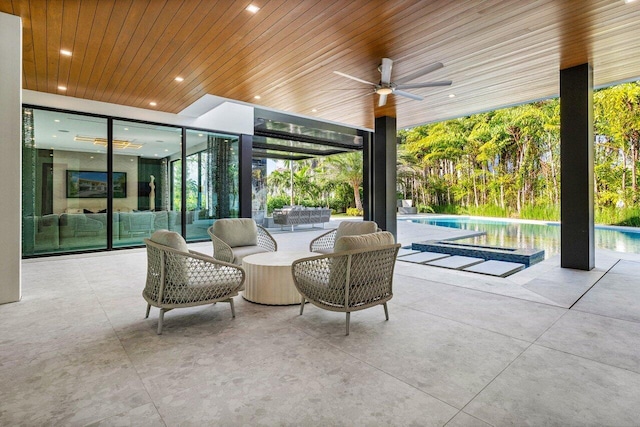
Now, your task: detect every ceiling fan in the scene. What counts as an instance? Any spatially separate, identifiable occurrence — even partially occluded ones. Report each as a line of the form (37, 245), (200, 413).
(333, 58), (452, 107)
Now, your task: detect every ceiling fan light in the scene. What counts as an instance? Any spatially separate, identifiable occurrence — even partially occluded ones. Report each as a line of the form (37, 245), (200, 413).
(376, 87), (393, 95)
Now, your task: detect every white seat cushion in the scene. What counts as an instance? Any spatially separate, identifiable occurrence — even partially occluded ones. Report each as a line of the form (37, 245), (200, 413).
(231, 245), (270, 265)
(212, 218), (257, 247)
(334, 221), (378, 241)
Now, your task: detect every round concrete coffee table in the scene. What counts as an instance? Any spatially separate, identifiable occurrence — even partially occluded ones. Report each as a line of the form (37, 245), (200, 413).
(242, 251), (316, 305)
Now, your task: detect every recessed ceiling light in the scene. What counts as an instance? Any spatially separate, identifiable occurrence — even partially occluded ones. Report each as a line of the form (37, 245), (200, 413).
(449, 94), (456, 98)
(246, 4), (260, 13)
(311, 109), (317, 113)
(164, 149), (169, 152)
(60, 49), (72, 56)
(175, 76), (184, 82)
(52, 135), (57, 138)
(58, 86), (67, 91)
(54, 119), (60, 122)
(254, 95), (261, 99)
(154, 154), (159, 157)
(198, 133), (203, 137)
(625, 0), (636, 4)
(149, 102), (157, 106)
(124, 128), (128, 131)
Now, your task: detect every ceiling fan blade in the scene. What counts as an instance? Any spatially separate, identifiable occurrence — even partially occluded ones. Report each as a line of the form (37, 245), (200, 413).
(379, 58), (393, 85)
(378, 93), (388, 107)
(333, 71), (377, 86)
(394, 62), (444, 85)
(393, 90), (423, 101)
(395, 80), (452, 89)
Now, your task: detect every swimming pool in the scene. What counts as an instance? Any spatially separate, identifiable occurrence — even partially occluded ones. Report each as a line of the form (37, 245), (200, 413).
(410, 216), (640, 258)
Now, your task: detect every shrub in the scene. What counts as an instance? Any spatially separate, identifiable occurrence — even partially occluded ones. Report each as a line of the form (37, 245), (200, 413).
(346, 207), (363, 216)
(520, 204), (559, 221)
(266, 195), (290, 214)
(417, 204), (435, 214)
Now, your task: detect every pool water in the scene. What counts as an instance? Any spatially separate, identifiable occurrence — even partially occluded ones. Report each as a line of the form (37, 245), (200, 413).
(410, 216), (640, 258)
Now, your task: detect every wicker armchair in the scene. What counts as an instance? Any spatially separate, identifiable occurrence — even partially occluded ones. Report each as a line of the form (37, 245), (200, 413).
(144, 230), (245, 334)
(207, 218), (277, 265)
(293, 231), (400, 335)
(309, 220), (380, 253)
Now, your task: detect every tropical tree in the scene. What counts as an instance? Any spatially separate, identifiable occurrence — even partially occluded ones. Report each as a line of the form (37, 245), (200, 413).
(323, 151), (364, 211)
(595, 83), (640, 203)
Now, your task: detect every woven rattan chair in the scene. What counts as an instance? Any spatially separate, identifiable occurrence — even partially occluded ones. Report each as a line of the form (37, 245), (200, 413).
(309, 220), (380, 253)
(144, 230), (245, 334)
(207, 218), (277, 265)
(293, 231), (400, 335)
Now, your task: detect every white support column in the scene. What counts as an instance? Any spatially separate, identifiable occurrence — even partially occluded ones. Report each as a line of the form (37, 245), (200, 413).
(0, 12), (22, 303)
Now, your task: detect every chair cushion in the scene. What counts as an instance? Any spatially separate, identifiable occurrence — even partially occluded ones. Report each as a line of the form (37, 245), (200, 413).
(150, 230), (189, 253)
(232, 245), (270, 265)
(334, 221), (378, 241)
(335, 231), (395, 252)
(212, 218), (257, 248)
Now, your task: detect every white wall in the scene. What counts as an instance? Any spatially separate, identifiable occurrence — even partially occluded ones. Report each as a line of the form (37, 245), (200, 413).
(0, 12), (22, 303)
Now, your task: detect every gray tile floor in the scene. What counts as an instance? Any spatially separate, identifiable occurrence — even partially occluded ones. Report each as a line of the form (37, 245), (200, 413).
(3, 219), (640, 426)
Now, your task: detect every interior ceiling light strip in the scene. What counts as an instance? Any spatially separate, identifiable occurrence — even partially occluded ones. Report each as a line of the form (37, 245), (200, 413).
(74, 135), (143, 150)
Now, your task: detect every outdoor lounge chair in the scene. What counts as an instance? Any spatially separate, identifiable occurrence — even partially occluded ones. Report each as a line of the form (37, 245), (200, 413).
(143, 230), (245, 334)
(207, 218), (277, 265)
(309, 220), (380, 253)
(292, 231), (400, 335)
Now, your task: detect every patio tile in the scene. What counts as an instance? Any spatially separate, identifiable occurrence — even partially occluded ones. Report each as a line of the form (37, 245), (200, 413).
(572, 270), (640, 323)
(397, 248), (420, 257)
(464, 345), (640, 426)
(445, 411), (492, 427)
(536, 310), (640, 373)
(398, 251), (450, 263)
(396, 275), (566, 342)
(426, 255), (484, 269)
(608, 259), (640, 275)
(463, 260), (525, 277)
(154, 338), (458, 426)
(312, 304), (530, 409)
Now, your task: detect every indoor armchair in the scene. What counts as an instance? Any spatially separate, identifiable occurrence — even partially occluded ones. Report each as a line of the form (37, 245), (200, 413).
(144, 230), (245, 334)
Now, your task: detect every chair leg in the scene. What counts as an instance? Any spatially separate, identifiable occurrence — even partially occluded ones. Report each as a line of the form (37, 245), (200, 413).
(383, 302), (389, 321)
(299, 297), (305, 315)
(157, 309), (165, 335)
(346, 312), (350, 336)
(229, 298), (236, 318)
(145, 303), (151, 319)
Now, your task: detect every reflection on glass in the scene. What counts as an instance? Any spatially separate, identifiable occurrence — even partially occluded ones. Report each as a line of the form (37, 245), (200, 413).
(252, 158), (268, 224)
(185, 130), (239, 241)
(22, 108), (109, 255)
(111, 120), (182, 247)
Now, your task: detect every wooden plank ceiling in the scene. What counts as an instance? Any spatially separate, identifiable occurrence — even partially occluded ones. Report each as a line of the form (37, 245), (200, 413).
(2, 0), (640, 129)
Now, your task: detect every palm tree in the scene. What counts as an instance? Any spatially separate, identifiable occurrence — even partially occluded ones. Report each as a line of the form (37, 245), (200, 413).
(324, 152), (363, 211)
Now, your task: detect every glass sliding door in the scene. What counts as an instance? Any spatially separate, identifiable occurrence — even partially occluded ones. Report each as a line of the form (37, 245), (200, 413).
(22, 108), (109, 255)
(112, 120), (182, 247)
(185, 130), (239, 241)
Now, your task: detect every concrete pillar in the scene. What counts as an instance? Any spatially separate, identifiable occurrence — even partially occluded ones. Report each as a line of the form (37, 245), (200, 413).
(560, 63), (595, 270)
(366, 116), (397, 238)
(0, 12), (22, 303)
